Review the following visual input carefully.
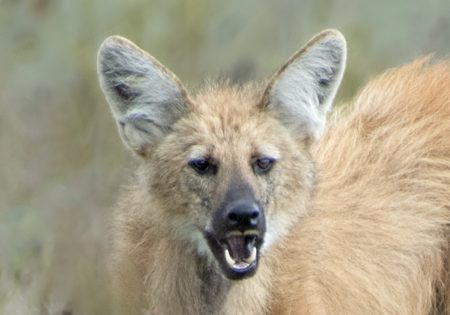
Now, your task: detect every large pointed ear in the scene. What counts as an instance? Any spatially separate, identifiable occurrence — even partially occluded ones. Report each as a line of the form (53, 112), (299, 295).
(261, 29), (346, 141)
(97, 36), (190, 156)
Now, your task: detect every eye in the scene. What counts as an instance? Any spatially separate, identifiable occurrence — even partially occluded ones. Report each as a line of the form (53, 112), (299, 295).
(188, 158), (216, 175)
(253, 157), (276, 174)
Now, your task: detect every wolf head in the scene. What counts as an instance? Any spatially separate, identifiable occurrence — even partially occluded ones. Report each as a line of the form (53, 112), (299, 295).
(97, 30), (346, 280)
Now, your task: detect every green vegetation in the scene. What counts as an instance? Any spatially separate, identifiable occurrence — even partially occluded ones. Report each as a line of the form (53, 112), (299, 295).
(1, 0), (449, 313)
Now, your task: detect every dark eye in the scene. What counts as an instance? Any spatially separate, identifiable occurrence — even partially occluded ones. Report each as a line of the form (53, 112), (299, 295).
(189, 158), (215, 175)
(253, 157), (276, 174)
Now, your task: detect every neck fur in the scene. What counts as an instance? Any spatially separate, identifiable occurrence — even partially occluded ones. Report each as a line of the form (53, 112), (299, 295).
(143, 236), (271, 315)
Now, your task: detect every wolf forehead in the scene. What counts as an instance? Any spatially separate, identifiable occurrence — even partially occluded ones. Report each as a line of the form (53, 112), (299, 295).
(173, 84), (286, 151)
(98, 31), (346, 159)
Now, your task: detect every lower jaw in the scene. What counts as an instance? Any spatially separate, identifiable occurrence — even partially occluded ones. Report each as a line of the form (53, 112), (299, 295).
(203, 232), (261, 279)
(221, 261), (258, 280)
(219, 250), (259, 280)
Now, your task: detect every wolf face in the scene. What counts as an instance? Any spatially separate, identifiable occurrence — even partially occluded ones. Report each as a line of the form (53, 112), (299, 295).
(97, 30), (346, 280)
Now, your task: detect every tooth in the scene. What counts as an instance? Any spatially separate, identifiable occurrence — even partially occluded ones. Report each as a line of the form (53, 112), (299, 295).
(226, 231), (243, 237)
(243, 230), (258, 236)
(224, 249), (236, 267)
(245, 246), (257, 263)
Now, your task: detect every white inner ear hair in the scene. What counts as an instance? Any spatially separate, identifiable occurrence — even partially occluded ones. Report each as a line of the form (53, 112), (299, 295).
(268, 36), (345, 140)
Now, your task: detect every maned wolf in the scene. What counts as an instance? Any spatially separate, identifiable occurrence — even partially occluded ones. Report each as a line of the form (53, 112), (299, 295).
(97, 30), (450, 314)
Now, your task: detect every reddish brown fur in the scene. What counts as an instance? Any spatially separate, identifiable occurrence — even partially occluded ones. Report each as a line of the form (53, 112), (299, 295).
(111, 83), (314, 314)
(106, 50), (450, 313)
(271, 58), (450, 314)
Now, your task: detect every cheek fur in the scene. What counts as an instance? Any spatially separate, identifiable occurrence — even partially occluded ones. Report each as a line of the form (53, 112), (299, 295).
(178, 170), (218, 221)
(260, 154), (315, 250)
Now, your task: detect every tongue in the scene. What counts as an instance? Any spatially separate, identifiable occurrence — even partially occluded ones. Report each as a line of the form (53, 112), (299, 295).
(227, 235), (251, 261)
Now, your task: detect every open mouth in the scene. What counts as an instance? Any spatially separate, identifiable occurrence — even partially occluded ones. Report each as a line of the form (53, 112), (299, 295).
(223, 231), (258, 270)
(204, 230), (263, 280)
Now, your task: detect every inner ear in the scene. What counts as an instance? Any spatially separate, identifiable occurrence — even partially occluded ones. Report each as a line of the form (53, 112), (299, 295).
(97, 36), (191, 156)
(261, 29), (347, 141)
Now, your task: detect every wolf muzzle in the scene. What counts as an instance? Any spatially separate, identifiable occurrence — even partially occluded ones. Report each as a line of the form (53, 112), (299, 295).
(204, 184), (266, 280)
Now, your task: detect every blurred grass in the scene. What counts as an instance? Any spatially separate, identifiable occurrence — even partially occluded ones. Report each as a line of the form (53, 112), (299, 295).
(1, 0), (449, 314)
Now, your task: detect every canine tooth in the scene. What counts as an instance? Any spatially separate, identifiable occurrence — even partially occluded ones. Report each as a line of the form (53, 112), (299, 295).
(226, 231), (243, 237)
(243, 230), (259, 236)
(224, 249), (236, 267)
(245, 246), (257, 264)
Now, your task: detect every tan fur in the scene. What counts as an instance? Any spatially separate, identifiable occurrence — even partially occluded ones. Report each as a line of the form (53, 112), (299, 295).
(111, 84), (311, 314)
(99, 34), (450, 314)
(271, 58), (450, 314)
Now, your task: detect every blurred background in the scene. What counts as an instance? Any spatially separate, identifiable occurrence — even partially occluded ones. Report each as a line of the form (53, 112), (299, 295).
(1, 0), (449, 314)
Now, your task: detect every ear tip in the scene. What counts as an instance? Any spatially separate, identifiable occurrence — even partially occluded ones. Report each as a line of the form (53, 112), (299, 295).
(312, 29), (347, 65)
(97, 35), (141, 61)
(97, 35), (139, 74)
(97, 35), (138, 58)
(317, 29), (347, 47)
(318, 29), (345, 40)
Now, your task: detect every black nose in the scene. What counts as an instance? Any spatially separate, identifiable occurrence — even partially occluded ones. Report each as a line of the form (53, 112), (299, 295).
(225, 200), (260, 228)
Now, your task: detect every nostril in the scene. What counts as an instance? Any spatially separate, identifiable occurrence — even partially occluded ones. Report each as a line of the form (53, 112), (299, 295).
(225, 203), (261, 227)
(228, 212), (239, 222)
(250, 210), (259, 219)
